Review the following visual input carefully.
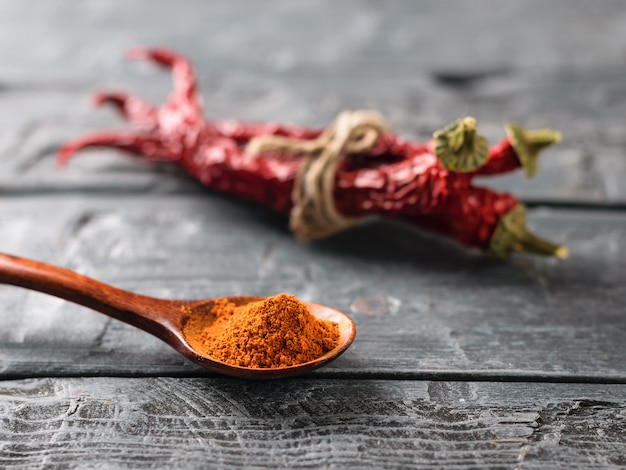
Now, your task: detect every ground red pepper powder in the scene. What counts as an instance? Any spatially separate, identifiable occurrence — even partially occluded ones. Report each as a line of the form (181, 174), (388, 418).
(187, 293), (339, 368)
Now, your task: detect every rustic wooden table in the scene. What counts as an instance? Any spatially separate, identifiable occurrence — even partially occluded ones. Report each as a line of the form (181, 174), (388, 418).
(0, 1), (624, 468)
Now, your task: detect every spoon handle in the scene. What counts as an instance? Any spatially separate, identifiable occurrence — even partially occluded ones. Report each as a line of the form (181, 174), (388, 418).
(0, 252), (184, 335)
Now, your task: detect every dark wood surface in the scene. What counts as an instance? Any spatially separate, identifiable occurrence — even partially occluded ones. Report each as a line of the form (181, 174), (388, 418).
(0, 1), (624, 468)
(1, 379), (624, 469)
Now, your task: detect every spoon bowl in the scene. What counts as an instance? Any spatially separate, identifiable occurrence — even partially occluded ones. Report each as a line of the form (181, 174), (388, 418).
(181, 296), (355, 379)
(0, 253), (356, 379)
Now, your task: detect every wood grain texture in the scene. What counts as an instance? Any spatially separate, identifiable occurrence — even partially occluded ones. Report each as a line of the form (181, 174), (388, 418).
(0, 195), (623, 380)
(0, 378), (624, 469)
(0, 2), (625, 468)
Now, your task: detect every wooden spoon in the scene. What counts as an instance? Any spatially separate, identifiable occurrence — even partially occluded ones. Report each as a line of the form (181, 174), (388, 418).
(0, 253), (356, 379)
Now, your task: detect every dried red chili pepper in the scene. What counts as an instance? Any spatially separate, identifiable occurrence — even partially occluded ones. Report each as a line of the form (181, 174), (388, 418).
(58, 48), (566, 259)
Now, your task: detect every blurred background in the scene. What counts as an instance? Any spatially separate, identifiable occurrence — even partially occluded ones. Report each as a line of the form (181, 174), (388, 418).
(1, 0), (625, 204)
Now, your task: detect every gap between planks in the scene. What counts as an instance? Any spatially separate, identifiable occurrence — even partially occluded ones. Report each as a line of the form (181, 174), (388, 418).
(0, 370), (624, 384)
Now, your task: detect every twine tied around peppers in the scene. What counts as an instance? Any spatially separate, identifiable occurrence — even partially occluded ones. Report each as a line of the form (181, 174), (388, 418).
(246, 111), (387, 241)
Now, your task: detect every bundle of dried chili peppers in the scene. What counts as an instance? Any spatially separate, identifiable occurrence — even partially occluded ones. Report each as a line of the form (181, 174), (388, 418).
(59, 48), (567, 259)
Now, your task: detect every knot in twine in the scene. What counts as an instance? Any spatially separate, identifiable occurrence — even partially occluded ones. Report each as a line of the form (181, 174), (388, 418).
(246, 110), (387, 241)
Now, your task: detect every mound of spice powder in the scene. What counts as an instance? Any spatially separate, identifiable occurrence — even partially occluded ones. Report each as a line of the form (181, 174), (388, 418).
(190, 293), (339, 368)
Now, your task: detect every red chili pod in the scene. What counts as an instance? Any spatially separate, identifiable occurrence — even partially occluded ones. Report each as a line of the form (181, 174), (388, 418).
(59, 48), (566, 259)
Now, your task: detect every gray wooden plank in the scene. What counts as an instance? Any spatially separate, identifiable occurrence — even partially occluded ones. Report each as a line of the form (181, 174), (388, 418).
(0, 1), (625, 202)
(0, 378), (624, 469)
(1, 0), (625, 82)
(0, 194), (624, 380)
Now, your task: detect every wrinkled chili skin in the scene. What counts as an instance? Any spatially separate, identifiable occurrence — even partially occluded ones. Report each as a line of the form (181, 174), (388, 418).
(59, 48), (523, 251)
